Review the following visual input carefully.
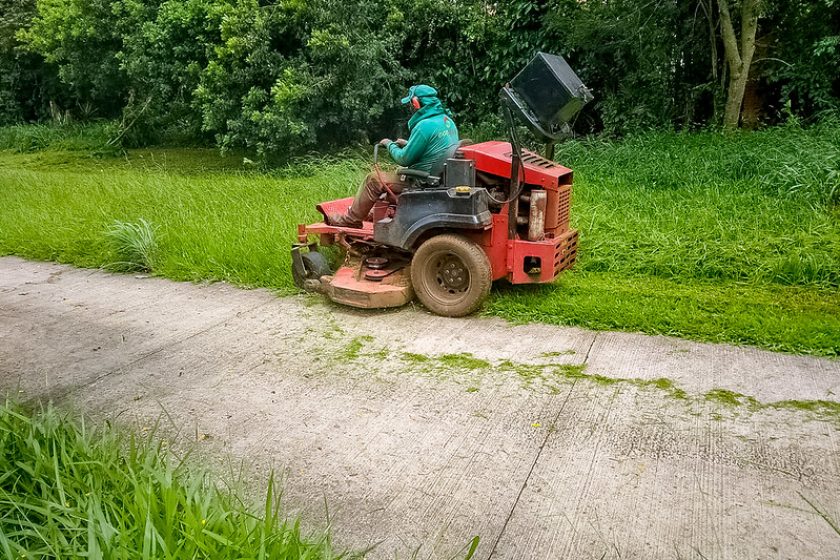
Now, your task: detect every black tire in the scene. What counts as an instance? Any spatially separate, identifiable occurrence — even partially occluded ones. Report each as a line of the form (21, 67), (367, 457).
(292, 250), (331, 289)
(410, 234), (491, 317)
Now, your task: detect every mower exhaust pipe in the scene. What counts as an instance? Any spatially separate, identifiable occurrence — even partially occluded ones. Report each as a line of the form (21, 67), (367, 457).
(515, 191), (547, 241)
(527, 190), (547, 241)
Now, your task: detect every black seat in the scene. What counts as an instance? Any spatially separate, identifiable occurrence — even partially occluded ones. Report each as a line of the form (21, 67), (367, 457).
(397, 167), (440, 189)
(396, 167), (430, 181)
(396, 143), (460, 189)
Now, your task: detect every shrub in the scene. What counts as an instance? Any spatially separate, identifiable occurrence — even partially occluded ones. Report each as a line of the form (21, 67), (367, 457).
(105, 218), (158, 272)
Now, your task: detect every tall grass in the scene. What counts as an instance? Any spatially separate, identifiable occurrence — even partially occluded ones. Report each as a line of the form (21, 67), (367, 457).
(0, 122), (118, 153)
(550, 125), (840, 287)
(0, 155), (365, 289)
(0, 400), (355, 559)
(105, 218), (159, 272)
(555, 122), (840, 205)
(0, 125), (838, 354)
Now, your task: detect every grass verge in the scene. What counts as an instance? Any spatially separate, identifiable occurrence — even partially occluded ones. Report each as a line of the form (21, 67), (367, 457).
(0, 124), (838, 355)
(0, 400), (354, 559)
(485, 272), (840, 356)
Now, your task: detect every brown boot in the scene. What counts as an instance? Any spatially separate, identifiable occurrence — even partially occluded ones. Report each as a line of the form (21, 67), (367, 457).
(327, 213), (363, 228)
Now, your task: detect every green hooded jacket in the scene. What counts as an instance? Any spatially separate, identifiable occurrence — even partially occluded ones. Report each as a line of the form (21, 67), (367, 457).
(387, 85), (459, 175)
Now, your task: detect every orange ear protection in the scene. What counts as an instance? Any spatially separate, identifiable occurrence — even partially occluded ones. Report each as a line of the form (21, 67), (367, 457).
(411, 96), (421, 110)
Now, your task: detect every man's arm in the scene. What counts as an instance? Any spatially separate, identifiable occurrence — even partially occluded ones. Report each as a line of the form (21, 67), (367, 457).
(387, 124), (429, 167)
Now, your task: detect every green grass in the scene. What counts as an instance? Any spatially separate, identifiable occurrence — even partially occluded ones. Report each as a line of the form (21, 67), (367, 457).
(486, 272), (840, 355)
(704, 388), (760, 407)
(0, 400), (355, 559)
(554, 126), (840, 286)
(0, 150), (365, 290)
(341, 336), (374, 361)
(437, 354), (492, 370)
(0, 124), (838, 355)
(105, 218), (159, 272)
(554, 122), (840, 206)
(0, 122), (119, 154)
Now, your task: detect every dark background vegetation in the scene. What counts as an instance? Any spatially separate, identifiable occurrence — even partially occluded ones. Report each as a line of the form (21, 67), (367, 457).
(1, 0), (839, 158)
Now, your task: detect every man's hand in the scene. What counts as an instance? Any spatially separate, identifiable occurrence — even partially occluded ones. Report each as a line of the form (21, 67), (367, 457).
(378, 138), (392, 147)
(394, 138), (408, 147)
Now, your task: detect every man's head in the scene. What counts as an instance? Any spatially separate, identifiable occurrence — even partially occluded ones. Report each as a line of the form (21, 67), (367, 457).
(401, 84), (438, 113)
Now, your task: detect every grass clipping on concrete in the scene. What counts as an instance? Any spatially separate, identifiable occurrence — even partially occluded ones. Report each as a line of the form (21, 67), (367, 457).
(0, 124), (838, 355)
(0, 400), (354, 559)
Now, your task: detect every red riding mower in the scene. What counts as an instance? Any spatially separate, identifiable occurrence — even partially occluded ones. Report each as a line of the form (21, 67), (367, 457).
(291, 52), (593, 317)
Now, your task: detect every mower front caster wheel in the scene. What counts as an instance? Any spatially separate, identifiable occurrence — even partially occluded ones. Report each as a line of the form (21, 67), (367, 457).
(292, 250), (332, 290)
(411, 234), (491, 317)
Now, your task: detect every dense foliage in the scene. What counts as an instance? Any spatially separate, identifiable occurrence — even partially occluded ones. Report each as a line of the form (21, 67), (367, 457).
(1, 0), (839, 156)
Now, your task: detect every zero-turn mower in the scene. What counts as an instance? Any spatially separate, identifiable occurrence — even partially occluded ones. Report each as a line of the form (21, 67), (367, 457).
(291, 52), (593, 317)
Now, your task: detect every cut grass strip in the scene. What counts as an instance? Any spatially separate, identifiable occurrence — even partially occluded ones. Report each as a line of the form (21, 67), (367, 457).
(485, 272), (840, 356)
(0, 400), (356, 559)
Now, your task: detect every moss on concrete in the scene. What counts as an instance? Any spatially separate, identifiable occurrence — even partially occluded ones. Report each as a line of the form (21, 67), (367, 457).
(437, 353), (491, 371)
(340, 335), (373, 361)
(539, 350), (576, 358)
(400, 352), (431, 364)
(333, 342), (840, 426)
(704, 389), (760, 408)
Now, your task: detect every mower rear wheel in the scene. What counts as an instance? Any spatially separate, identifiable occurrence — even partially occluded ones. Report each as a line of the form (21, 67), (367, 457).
(292, 250), (332, 289)
(411, 234), (491, 317)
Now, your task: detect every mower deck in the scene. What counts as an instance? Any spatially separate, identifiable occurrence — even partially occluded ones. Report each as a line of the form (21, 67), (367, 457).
(319, 255), (413, 310)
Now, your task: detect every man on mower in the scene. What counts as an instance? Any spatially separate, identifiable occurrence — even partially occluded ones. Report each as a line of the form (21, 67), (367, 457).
(328, 84), (459, 228)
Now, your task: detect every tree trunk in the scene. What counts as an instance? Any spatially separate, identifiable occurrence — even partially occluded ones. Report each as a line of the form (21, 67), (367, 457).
(718, 0), (761, 129)
(723, 61), (750, 128)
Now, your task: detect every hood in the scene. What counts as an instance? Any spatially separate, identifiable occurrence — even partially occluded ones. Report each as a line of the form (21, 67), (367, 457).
(403, 85), (449, 131)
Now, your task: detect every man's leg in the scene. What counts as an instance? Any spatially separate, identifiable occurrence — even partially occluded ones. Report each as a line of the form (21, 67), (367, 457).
(328, 171), (406, 227)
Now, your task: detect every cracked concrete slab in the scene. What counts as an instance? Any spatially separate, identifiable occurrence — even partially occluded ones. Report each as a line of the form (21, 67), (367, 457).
(488, 382), (840, 559)
(1, 256), (839, 559)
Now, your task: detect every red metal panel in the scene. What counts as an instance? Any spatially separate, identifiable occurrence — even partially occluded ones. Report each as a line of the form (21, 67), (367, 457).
(465, 208), (510, 281)
(327, 265), (412, 308)
(507, 229), (579, 284)
(553, 230), (579, 275)
(304, 196), (375, 239)
(460, 141), (573, 190)
(305, 222), (374, 239)
(545, 183), (572, 233)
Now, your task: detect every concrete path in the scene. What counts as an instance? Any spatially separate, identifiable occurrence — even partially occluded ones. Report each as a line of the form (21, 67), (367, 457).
(1, 255), (839, 559)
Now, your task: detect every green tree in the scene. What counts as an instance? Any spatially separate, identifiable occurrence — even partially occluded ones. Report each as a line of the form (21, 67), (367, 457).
(21, 0), (127, 117)
(115, 0), (233, 142)
(195, 0), (408, 159)
(546, 0), (694, 132)
(5, 0), (839, 148)
(0, 0), (62, 123)
(769, 0), (840, 118)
